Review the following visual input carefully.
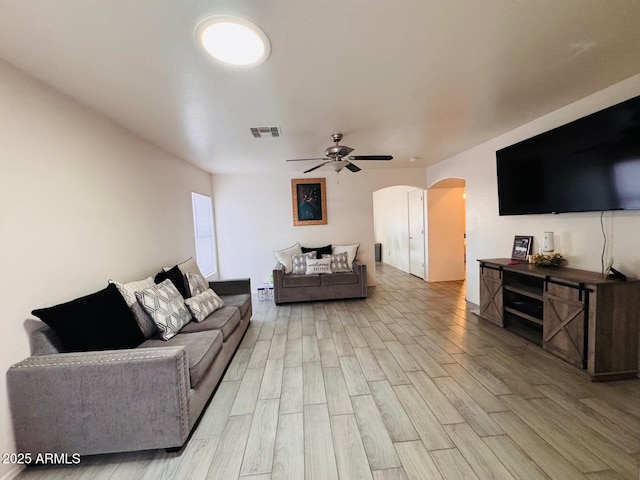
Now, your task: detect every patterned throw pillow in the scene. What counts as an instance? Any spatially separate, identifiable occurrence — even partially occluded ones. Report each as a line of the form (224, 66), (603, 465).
(305, 258), (332, 275)
(185, 289), (225, 322)
(332, 244), (359, 269)
(135, 279), (192, 340)
(322, 252), (351, 273)
(186, 271), (209, 297)
(291, 251), (317, 275)
(110, 276), (158, 338)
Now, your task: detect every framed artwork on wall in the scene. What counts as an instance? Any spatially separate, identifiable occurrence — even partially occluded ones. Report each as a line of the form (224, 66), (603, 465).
(291, 178), (327, 226)
(511, 235), (533, 261)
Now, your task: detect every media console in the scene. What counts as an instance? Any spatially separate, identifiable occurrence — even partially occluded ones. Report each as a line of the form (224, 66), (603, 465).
(478, 258), (639, 381)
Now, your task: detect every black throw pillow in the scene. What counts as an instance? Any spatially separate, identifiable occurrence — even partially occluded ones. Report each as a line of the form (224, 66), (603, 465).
(154, 265), (189, 299)
(302, 245), (332, 256)
(32, 283), (144, 353)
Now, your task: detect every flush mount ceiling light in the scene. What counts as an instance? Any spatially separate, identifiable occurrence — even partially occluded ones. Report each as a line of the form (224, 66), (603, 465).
(195, 15), (271, 67)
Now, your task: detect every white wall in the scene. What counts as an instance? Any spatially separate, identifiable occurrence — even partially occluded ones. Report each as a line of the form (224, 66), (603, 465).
(428, 73), (640, 306)
(212, 170), (426, 290)
(0, 60), (213, 478)
(427, 187), (466, 281)
(372, 185), (416, 272)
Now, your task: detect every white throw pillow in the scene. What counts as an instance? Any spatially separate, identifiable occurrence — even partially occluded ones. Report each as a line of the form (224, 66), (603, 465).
(185, 289), (225, 322)
(332, 244), (359, 268)
(176, 257), (205, 278)
(110, 276), (157, 338)
(306, 258), (332, 275)
(274, 243), (303, 274)
(135, 279), (192, 341)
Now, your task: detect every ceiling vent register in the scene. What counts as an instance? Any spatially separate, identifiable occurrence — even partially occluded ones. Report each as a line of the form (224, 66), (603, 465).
(250, 126), (281, 138)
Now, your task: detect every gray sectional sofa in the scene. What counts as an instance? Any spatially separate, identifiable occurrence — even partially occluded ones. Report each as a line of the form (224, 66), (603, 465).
(273, 260), (367, 304)
(7, 277), (251, 457)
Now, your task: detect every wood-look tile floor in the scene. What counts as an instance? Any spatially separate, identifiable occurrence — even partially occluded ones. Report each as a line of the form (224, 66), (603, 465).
(17, 263), (640, 480)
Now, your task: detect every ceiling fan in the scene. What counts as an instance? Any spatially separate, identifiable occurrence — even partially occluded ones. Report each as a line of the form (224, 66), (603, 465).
(286, 133), (393, 173)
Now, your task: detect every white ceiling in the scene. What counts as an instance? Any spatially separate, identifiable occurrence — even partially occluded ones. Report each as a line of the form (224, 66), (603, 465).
(2, 1), (640, 174)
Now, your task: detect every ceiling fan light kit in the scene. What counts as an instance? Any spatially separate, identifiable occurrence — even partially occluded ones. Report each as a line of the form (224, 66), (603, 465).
(287, 133), (393, 176)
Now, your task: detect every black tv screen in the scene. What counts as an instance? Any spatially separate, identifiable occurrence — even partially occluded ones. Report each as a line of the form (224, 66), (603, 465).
(496, 95), (640, 215)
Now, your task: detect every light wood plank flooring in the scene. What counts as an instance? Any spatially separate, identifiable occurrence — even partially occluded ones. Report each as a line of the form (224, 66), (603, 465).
(17, 263), (640, 479)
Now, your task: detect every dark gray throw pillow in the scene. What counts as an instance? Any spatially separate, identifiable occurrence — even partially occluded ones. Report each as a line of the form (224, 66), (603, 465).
(31, 283), (144, 352)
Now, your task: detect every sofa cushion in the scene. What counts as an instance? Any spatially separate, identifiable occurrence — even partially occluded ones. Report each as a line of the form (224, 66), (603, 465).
(138, 329), (223, 388)
(283, 274), (321, 287)
(31, 284), (144, 353)
(110, 276), (157, 338)
(135, 280), (192, 340)
(220, 294), (252, 318)
(180, 306), (241, 340)
(185, 289), (225, 322)
(29, 323), (66, 355)
(320, 272), (360, 286)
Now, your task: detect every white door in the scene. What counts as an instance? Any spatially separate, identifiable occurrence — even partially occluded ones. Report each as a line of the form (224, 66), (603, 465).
(408, 189), (425, 279)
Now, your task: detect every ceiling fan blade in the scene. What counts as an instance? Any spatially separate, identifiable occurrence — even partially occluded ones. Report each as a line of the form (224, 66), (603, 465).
(345, 162), (361, 173)
(304, 161), (330, 173)
(337, 146), (354, 157)
(348, 155), (393, 161)
(286, 157), (328, 162)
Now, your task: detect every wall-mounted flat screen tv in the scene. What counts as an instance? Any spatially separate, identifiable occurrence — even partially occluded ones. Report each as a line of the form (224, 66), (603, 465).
(496, 95), (640, 215)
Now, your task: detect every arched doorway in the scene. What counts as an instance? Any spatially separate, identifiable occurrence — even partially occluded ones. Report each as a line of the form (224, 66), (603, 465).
(372, 179), (465, 282)
(426, 177), (466, 281)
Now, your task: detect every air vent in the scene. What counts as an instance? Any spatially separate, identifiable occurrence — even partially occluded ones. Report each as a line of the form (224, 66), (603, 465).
(250, 126), (281, 138)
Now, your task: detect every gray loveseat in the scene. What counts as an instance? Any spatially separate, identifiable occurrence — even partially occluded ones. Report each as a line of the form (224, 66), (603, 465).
(7, 278), (251, 457)
(273, 260), (367, 304)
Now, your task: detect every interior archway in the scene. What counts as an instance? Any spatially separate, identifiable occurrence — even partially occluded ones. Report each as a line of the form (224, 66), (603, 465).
(372, 179), (466, 282)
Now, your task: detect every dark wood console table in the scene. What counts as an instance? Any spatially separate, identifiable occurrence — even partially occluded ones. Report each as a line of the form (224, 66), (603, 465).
(478, 258), (639, 381)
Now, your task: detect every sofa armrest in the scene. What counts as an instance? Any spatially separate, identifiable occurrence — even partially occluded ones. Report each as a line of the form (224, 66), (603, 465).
(7, 347), (190, 455)
(353, 261), (368, 297)
(352, 260), (366, 276)
(273, 263), (287, 286)
(209, 278), (251, 295)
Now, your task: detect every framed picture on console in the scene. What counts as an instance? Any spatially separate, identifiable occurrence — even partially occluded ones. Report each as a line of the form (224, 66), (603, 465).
(511, 235), (533, 261)
(291, 178), (327, 226)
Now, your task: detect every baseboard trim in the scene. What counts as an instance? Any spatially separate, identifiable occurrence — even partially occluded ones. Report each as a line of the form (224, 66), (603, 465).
(0, 464), (24, 480)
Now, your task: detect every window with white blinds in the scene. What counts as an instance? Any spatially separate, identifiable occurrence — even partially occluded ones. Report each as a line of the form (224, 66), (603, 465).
(191, 192), (217, 277)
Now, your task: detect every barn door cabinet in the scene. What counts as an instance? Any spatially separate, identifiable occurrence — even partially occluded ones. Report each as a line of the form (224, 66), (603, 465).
(478, 259), (640, 381)
(479, 263), (504, 327)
